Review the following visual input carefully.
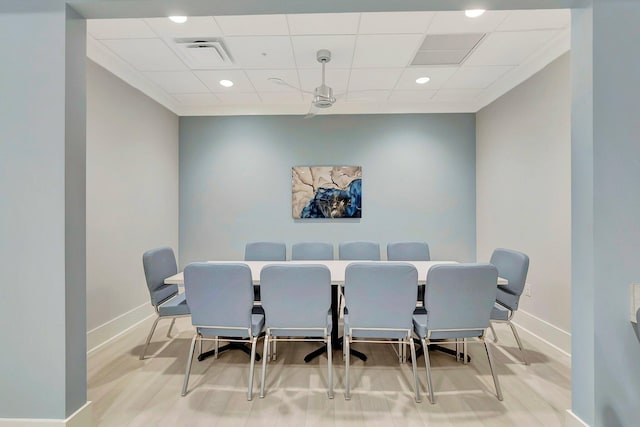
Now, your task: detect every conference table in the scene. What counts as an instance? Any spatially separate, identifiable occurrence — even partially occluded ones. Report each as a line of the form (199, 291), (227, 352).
(165, 260), (507, 362)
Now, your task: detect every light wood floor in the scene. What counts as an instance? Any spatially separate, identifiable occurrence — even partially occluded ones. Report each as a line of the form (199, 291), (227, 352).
(88, 317), (571, 426)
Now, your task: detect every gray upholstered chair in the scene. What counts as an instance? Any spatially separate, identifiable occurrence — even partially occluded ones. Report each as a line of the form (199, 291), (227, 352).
(259, 264), (333, 399)
(140, 247), (190, 360)
(343, 262), (421, 402)
(181, 263), (264, 400)
(386, 241), (431, 261)
(488, 248), (531, 364)
(338, 241), (381, 261)
(413, 263), (502, 403)
(244, 241), (287, 261)
(291, 242), (334, 260)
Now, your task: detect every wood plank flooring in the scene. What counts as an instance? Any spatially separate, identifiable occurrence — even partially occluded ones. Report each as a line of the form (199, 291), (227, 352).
(88, 317), (571, 426)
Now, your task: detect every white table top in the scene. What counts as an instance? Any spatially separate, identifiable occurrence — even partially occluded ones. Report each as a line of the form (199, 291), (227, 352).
(164, 260), (508, 286)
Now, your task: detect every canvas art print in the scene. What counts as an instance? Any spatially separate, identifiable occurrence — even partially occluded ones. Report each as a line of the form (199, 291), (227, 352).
(292, 166), (362, 219)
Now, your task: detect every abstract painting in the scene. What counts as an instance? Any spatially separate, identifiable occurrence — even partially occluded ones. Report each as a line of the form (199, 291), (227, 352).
(292, 166), (362, 219)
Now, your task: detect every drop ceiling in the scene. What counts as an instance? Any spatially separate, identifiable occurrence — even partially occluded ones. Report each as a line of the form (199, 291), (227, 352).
(87, 9), (570, 116)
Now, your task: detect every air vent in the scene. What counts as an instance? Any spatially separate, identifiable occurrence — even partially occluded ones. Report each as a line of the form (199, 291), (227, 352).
(170, 37), (233, 69)
(411, 33), (485, 66)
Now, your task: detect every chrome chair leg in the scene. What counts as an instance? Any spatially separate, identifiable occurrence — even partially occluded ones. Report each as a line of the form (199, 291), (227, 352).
(140, 315), (161, 360)
(489, 323), (498, 342)
(463, 339), (468, 365)
(484, 340), (503, 401)
(409, 337), (421, 403)
(422, 338), (435, 404)
(259, 335), (269, 398)
(181, 334), (198, 396)
(327, 334), (334, 399)
(248, 336), (258, 401)
(167, 318), (176, 338)
(345, 334), (351, 400)
(508, 321), (528, 365)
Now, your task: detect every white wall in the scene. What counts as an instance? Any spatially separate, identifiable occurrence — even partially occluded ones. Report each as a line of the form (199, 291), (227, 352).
(86, 60), (179, 350)
(476, 53), (571, 351)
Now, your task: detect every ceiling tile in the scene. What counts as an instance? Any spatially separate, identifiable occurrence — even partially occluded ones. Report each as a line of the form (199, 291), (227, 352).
(388, 90), (437, 103)
(87, 19), (156, 39)
(464, 30), (559, 66)
(497, 9), (570, 32)
(245, 69), (302, 92)
(224, 36), (295, 68)
(443, 66), (514, 89)
(143, 17), (222, 38)
(395, 67), (458, 90)
(287, 13), (360, 35)
(298, 68), (350, 94)
(194, 70), (255, 92)
(345, 90), (390, 102)
(432, 89), (483, 101)
(427, 11), (510, 34)
(291, 35), (356, 68)
(359, 12), (434, 34)
(259, 92), (304, 103)
(352, 34), (423, 67)
(215, 92), (262, 104)
(101, 39), (187, 71)
(173, 93), (221, 105)
(348, 68), (403, 91)
(215, 15), (289, 36)
(144, 71), (210, 93)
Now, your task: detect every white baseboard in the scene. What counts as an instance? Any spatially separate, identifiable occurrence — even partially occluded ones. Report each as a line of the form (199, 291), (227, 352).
(512, 309), (571, 356)
(87, 303), (154, 354)
(0, 402), (92, 427)
(566, 410), (590, 427)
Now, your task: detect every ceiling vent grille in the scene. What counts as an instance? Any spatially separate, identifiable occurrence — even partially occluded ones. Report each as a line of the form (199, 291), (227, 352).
(170, 37), (233, 69)
(411, 33), (485, 66)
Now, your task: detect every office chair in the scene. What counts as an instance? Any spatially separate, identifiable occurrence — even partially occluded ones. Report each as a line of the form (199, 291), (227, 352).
(343, 262), (421, 402)
(488, 248), (530, 364)
(140, 247), (190, 360)
(181, 262), (264, 400)
(291, 242), (334, 260)
(413, 263), (502, 403)
(259, 264), (333, 398)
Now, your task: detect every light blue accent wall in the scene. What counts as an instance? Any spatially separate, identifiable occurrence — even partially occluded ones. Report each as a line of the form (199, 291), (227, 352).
(179, 115), (476, 265)
(0, 1), (87, 420)
(572, 1), (640, 426)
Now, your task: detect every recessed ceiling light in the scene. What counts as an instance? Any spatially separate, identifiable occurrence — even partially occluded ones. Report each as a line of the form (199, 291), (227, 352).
(168, 16), (188, 24)
(219, 80), (234, 88)
(415, 77), (431, 85)
(465, 9), (486, 18)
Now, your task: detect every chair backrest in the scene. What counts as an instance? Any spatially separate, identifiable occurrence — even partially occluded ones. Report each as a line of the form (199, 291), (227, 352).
(490, 248), (530, 311)
(423, 264), (498, 337)
(260, 264), (331, 328)
(142, 247), (178, 306)
(183, 263), (254, 329)
(387, 241), (431, 261)
(339, 241), (381, 261)
(344, 262), (417, 331)
(244, 241), (286, 261)
(291, 242), (334, 260)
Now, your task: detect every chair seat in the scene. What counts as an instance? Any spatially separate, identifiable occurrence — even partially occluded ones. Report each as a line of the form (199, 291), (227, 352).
(412, 313), (484, 340)
(490, 302), (511, 321)
(158, 293), (190, 316)
(197, 313), (265, 338)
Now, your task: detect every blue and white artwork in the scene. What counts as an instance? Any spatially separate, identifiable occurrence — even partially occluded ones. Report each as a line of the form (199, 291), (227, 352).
(292, 166), (362, 219)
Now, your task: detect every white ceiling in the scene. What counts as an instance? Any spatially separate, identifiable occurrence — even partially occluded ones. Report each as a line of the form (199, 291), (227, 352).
(87, 10), (570, 116)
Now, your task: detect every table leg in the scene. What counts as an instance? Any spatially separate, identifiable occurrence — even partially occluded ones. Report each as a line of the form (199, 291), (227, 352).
(304, 284), (367, 363)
